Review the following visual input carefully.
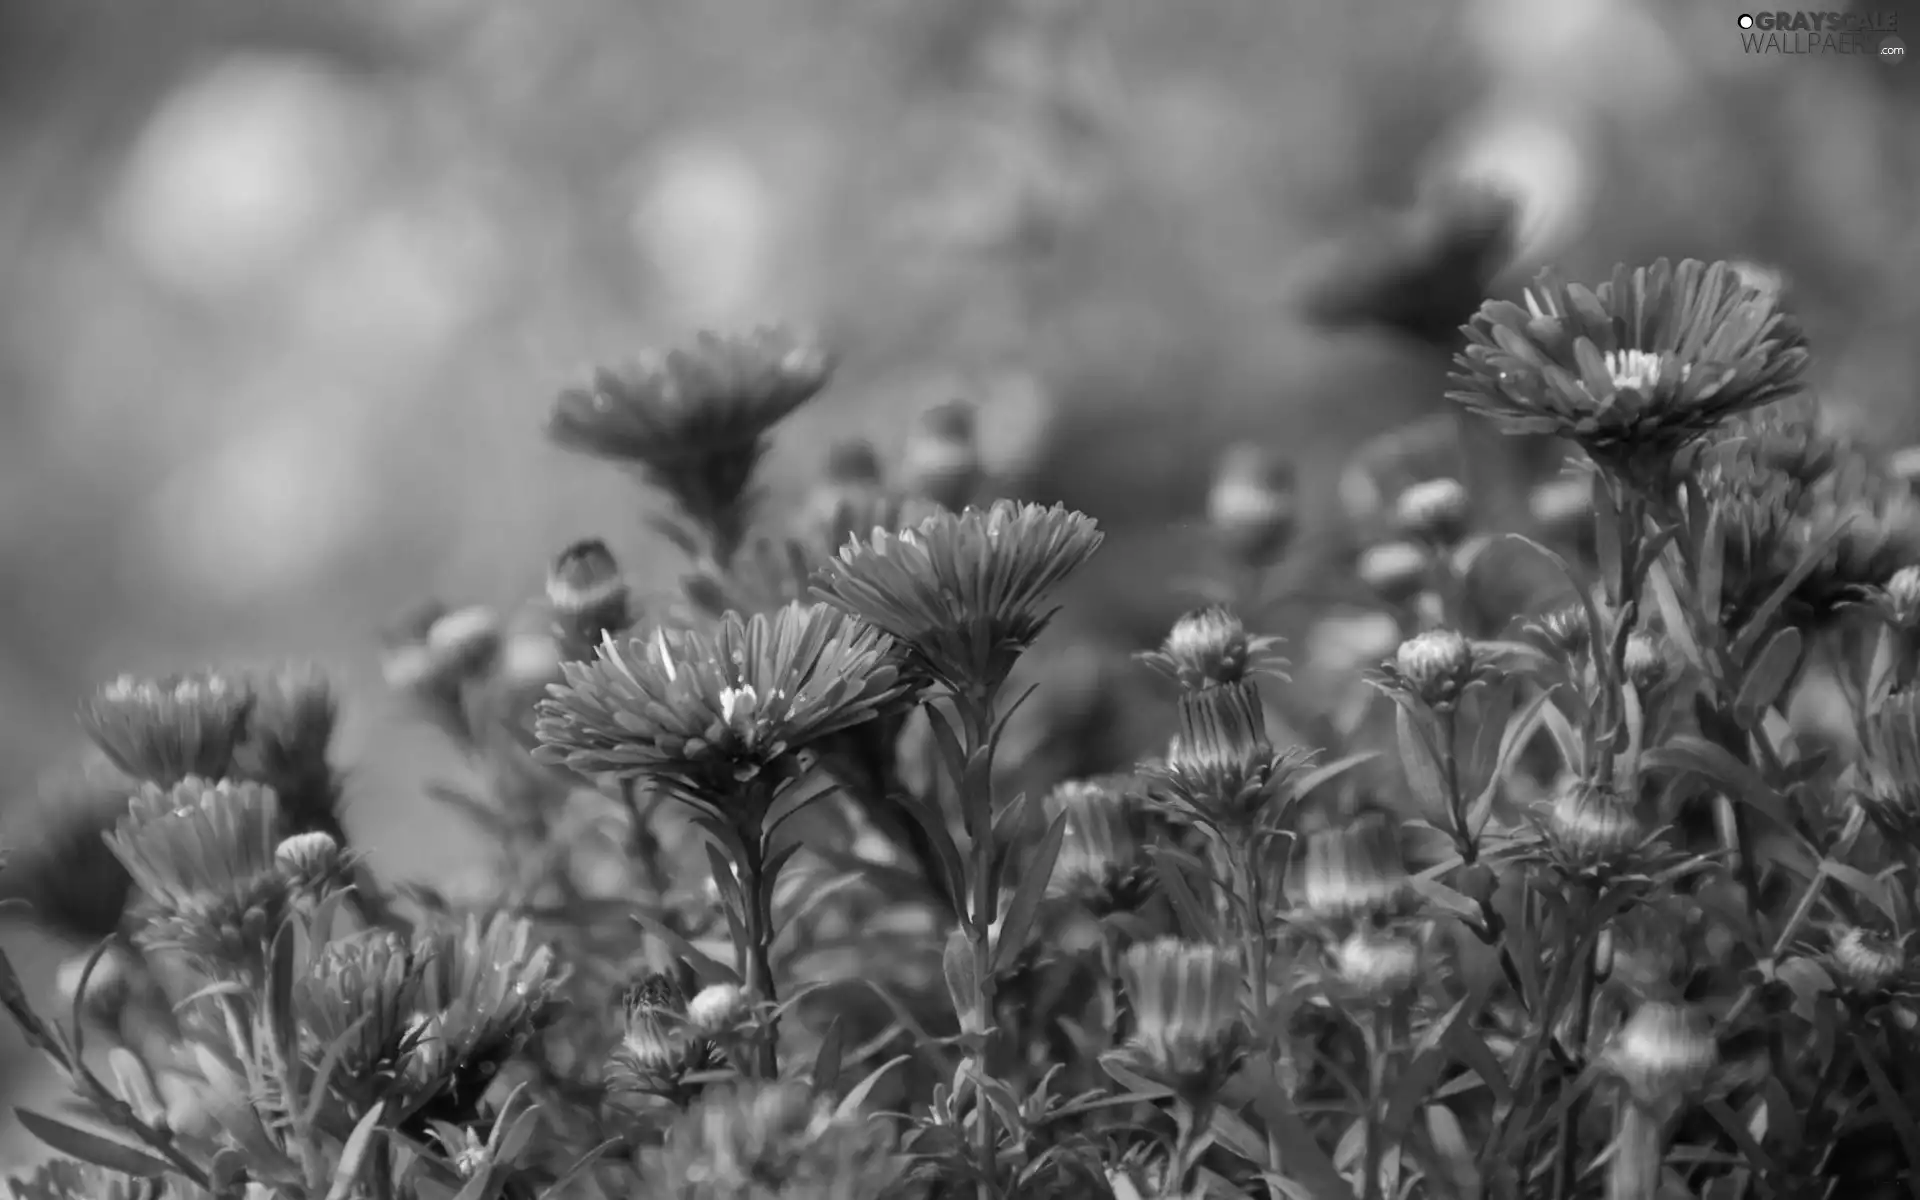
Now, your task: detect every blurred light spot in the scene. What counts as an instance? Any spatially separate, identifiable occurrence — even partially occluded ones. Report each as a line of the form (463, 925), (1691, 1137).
(136, 408), (374, 607)
(111, 53), (388, 298)
(632, 140), (773, 324)
(1437, 112), (1592, 268)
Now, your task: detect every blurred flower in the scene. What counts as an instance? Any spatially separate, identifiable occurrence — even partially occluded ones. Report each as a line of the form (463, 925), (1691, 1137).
(651, 1081), (904, 1200)
(1870, 565), (1920, 630)
(234, 663), (340, 834)
(79, 671), (254, 787)
(0, 755), (138, 940)
(547, 326), (832, 545)
(1861, 690), (1920, 846)
(1621, 631), (1674, 695)
(381, 602), (503, 742)
(1299, 815), (1413, 923)
(1330, 928), (1424, 1004)
(606, 971), (718, 1101)
(1116, 938), (1249, 1102)
(5, 1158), (153, 1200)
(1046, 778), (1159, 917)
(1207, 443), (1295, 568)
(811, 500), (1103, 695)
(274, 830), (345, 895)
(103, 778), (289, 972)
(686, 982), (752, 1039)
(1826, 927), (1910, 999)
(1449, 259), (1809, 476)
(1136, 605), (1287, 692)
(1529, 473), (1594, 540)
(1394, 478), (1471, 547)
(1357, 541), (1431, 606)
(1603, 1000), (1717, 1109)
(1150, 680), (1318, 838)
(548, 538), (633, 659)
(902, 398), (983, 511)
(536, 603), (912, 820)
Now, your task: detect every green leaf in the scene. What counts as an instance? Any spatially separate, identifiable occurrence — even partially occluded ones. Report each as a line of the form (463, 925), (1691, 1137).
(1641, 735), (1790, 829)
(1646, 562), (1708, 677)
(992, 810), (1068, 976)
(1734, 627), (1803, 726)
(1382, 999), (1469, 1140)
(889, 788), (968, 917)
(0, 945), (64, 1066)
(1502, 534), (1610, 686)
(834, 1054), (909, 1120)
(301, 1015), (371, 1131)
(813, 1017), (846, 1098)
(325, 1101), (387, 1200)
(1535, 695), (1584, 779)
(1394, 703), (1449, 824)
(1286, 751), (1380, 803)
(1148, 849), (1213, 939)
(1442, 1020), (1515, 1108)
(1244, 1065), (1355, 1200)
(920, 706), (971, 793)
(1821, 860), (1899, 925)
(629, 911), (741, 986)
(535, 1139), (626, 1200)
(1730, 515), (1856, 663)
(1422, 1104), (1481, 1199)
(14, 1108), (173, 1178)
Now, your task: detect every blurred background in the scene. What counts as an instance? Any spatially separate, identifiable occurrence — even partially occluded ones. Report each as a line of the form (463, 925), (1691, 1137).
(2, 0), (1918, 1162)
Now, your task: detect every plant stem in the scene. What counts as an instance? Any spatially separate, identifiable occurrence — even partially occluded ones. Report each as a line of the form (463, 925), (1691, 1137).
(739, 838), (781, 1079)
(1235, 841), (1284, 1191)
(1554, 949), (1598, 1200)
(1363, 1007), (1394, 1200)
(957, 691), (1003, 1200)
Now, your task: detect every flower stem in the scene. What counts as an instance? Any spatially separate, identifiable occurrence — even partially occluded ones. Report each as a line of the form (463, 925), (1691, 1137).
(1605, 1101), (1663, 1200)
(1554, 949), (1598, 1200)
(1363, 1006), (1396, 1200)
(956, 690), (1004, 1200)
(739, 838), (781, 1079)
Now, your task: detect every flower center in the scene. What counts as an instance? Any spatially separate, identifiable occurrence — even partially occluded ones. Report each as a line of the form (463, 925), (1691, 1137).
(1604, 349), (1688, 394)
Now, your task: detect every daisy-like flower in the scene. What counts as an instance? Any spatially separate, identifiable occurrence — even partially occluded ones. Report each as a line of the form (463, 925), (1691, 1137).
(1449, 259), (1810, 476)
(1046, 778), (1160, 917)
(1602, 1000), (1718, 1110)
(5, 1158), (154, 1200)
(1136, 606), (1288, 693)
(103, 778), (290, 972)
(79, 671), (254, 787)
(1869, 565), (1920, 631)
(605, 971), (720, 1103)
(295, 929), (425, 1106)
(901, 398), (983, 512)
(1512, 777), (1670, 888)
(1115, 938), (1250, 1103)
(686, 982), (753, 1039)
(406, 913), (564, 1118)
(547, 327), (833, 545)
(1207, 443), (1296, 568)
(1148, 680), (1320, 839)
(811, 500), (1104, 696)
(651, 1081), (905, 1200)
(1297, 814), (1413, 924)
(235, 662), (343, 840)
(535, 602), (913, 816)
(1826, 926), (1910, 999)
(1860, 690), (1920, 847)
(547, 538), (633, 658)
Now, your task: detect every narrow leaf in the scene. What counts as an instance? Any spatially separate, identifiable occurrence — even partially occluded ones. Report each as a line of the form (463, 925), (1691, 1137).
(1734, 627), (1803, 725)
(1149, 850), (1213, 939)
(813, 1017), (846, 1097)
(834, 1054), (909, 1119)
(992, 810), (1069, 976)
(1646, 563), (1707, 675)
(890, 788), (967, 917)
(1395, 704), (1449, 823)
(629, 911), (741, 985)
(1244, 1066), (1355, 1200)
(535, 1139), (625, 1200)
(1641, 735), (1790, 829)
(325, 1102), (388, 1200)
(1730, 514), (1856, 663)
(14, 1108), (173, 1177)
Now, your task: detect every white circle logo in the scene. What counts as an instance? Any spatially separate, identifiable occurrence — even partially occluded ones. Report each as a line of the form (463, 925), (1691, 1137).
(1738, 13), (1755, 28)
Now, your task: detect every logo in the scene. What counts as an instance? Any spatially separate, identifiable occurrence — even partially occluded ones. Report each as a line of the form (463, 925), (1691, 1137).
(1737, 10), (1903, 59)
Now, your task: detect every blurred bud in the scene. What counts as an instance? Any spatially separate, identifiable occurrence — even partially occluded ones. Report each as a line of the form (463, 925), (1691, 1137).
(1828, 927), (1906, 996)
(237, 663), (337, 809)
(942, 927), (986, 1036)
(686, 982), (751, 1036)
(1138, 606), (1287, 692)
(1524, 602), (1590, 660)
(1604, 1001), (1717, 1109)
(427, 606), (504, 675)
(1357, 541), (1430, 605)
(1884, 566), (1920, 629)
(1622, 632), (1671, 694)
(1395, 478), (1470, 547)
(548, 539), (631, 656)
(1207, 443), (1295, 568)
(382, 602), (501, 741)
(1393, 630), (1476, 710)
(1593, 927), (1615, 983)
(1529, 474), (1593, 539)
(274, 830), (341, 887)
(1331, 930), (1423, 1003)
(903, 399), (983, 511)
(1300, 815), (1411, 922)
(1890, 446), (1920, 489)
(824, 439), (884, 487)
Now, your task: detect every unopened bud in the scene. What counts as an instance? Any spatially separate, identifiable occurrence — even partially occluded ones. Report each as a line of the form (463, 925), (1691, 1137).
(1300, 815), (1411, 921)
(426, 606), (503, 676)
(1144, 606), (1286, 691)
(275, 831), (341, 882)
(1207, 443), (1295, 567)
(1394, 629), (1476, 710)
(548, 540), (631, 654)
(1605, 1001), (1717, 1108)
(1357, 540), (1430, 605)
(1886, 566), (1920, 629)
(1622, 632), (1670, 694)
(686, 982), (751, 1035)
(824, 438), (883, 487)
(1546, 780), (1645, 864)
(1395, 478), (1470, 546)
(1829, 927), (1905, 996)
(903, 400), (983, 511)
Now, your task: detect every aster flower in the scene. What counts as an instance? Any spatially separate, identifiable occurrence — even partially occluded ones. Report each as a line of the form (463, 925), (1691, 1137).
(380, 602), (503, 742)
(547, 326), (833, 555)
(902, 398), (983, 511)
(605, 971), (721, 1103)
(811, 499), (1104, 696)
(535, 602), (912, 816)
(650, 1081), (905, 1200)
(1329, 927), (1425, 1005)
(1207, 443), (1296, 568)
(103, 777), (290, 972)
(79, 670), (254, 787)
(1825, 926), (1911, 1000)
(406, 912), (564, 1117)
(1375, 629), (1493, 712)
(547, 538), (633, 658)
(1449, 259), (1810, 477)
(1046, 778), (1160, 917)
(1620, 631), (1674, 696)
(1136, 606), (1288, 692)
(1860, 690), (1920, 847)
(1867, 565), (1920, 631)
(1147, 680), (1322, 840)
(1602, 1000), (1718, 1110)
(1509, 778), (1689, 891)
(1297, 815), (1413, 924)
(1114, 938), (1250, 1104)
(294, 929), (425, 1105)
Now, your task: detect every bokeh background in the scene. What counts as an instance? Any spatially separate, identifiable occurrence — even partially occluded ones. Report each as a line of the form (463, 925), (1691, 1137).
(2, 0), (1918, 1166)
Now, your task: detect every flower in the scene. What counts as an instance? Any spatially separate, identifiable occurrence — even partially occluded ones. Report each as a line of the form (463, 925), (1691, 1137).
(811, 500), (1104, 695)
(381, 602), (502, 742)
(1381, 629), (1481, 710)
(1356, 540), (1431, 605)
(651, 1081), (904, 1200)
(1330, 929), (1424, 1003)
(1827, 927), (1908, 998)
(536, 603), (913, 817)
(1046, 778), (1160, 917)
(1207, 443), (1296, 567)
(1529, 473), (1594, 539)
(1861, 690), (1920, 846)
(1298, 815), (1413, 923)
(1395, 477), (1471, 546)
(1449, 259), (1810, 473)
(1874, 565), (1920, 630)
(0, 755), (138, 940)
(234, 663), (341, 835)
(406, 913), (564, 1115)
(547, 327), (831, 531)
(606, 971), (719, 1100)
(1621, 631), (1673, 694)
(901, 398), (983, 511)
(1517, 778), (1661, 885)
(295, 929), (425, 1104)
(686, 982), (752, 1037)
(1136, 606), (1288, 692)
(1603, 1001), (1717, 1109)
(1149, 681), (1319, 837)
(274, 830), (346, 894)
(548, 538), (633, 656)
(103, 778), (290, 971)
(78, 670), (254, 787)
(1116, 938), (1250, 1101)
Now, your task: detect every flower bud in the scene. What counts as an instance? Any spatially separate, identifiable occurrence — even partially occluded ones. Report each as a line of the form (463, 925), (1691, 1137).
(1525, 603), (1590, 659)
(1207, 443), (1295, 567)
(1141, 606), (1286, 691)
(1829, 927), (1905, 996)
(824, 438), (883, 487)
(1605, 1001), (1717, 1108)
(1394, 629), (1476, 710)
(426, 606), (504, 677)
(686, 982), (751, 1036)
(1890, 445), (1920, 488)
(1529, 474), (1593, 538)
(1357, 540), (1430, 605)
(1544, 779), (1646, 866)
(1885, 566), (1920, 629)
(1622, 632), (1670, 694)
(1395, 478), (1470, 547)
(903, 399), (983, 511)
(942, 927), (986, 1036)
(1331, 930), (1423, 1003)
(548, 539), (631, 654)
(275, 830), (341, 886)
